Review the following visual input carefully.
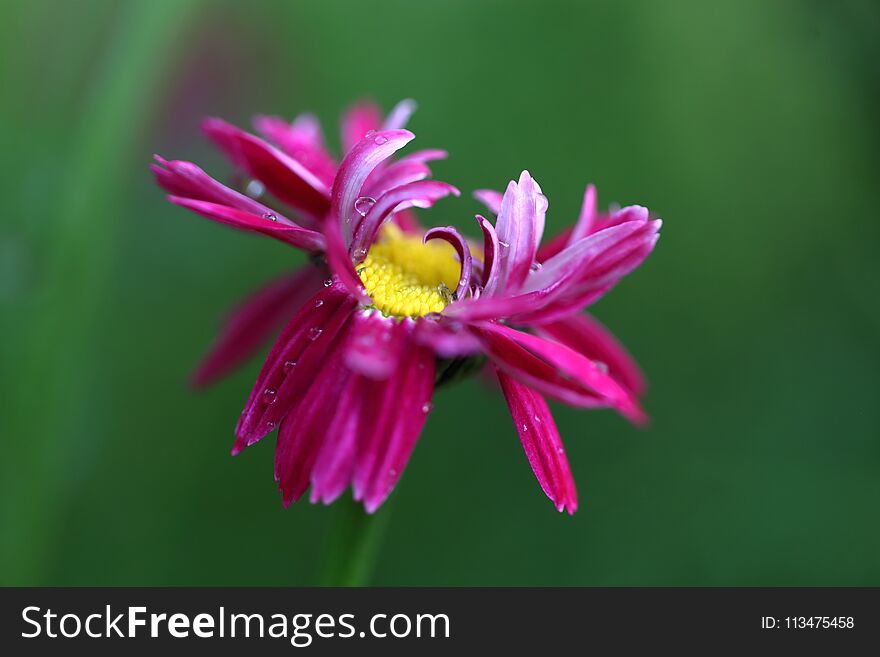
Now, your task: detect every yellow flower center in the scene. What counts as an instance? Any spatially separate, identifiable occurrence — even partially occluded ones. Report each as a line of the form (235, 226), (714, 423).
(357, 224), (462, 318)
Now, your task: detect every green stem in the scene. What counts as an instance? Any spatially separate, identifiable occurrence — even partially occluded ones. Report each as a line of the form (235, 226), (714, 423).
(318, 498), (391, 587)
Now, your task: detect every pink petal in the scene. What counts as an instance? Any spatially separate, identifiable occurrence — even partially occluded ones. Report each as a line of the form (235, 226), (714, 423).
(480, 322), (646, 424)
(351, 180), (459, 258)
(536, 313), (647, 397)
(330, 129), (415, 245)
(233, 282), (357, 451)
(363, 149), (448, 199)
(567, 184), (597, 245)
(191, 266), (324, 388)
(353, 331), (435, 513)
(493, 171), (547, 293)
(473, 189), (503, 215)
(166, 196), (325, 252)
(381, 98), (418, 130)
(475, 214), (500, 293)
(345, 312), (409, 380)
(323, 204), (371, 304)
(252, 113), (337, 187)
(152, 155), (282, 218)
(202, 118), (330, 223)
(412, 318), (483, 358)
(341, 100), (383, 152)
(497, 370), (578, 514)
(423, 225), (473, 299)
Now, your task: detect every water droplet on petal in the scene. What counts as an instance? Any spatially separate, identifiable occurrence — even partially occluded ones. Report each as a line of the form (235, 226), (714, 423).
(522, 423), (528, 432)
(323, 278), (333, 287)
(246, 179), (265, 198)
(389, 468), (398, 478)
(308, 327), (323, 341)
(314, 299), (324, 308)
(595, 361), (609, 374)
(499, 240), (510, 249)
(530, 261), (543, 271)
(353, 247), (368, 260)
(262, 212), (278, 222)
(373, 134), (388, 145)
(421, 402), (433, 413)
(557, 447), (565, 455)
(263, 387), (277, 404)
(365, 129), (376, 138)
(355, 196), (376, 217)
(283, 360), (297, 373)
(266, 420), (276, 431)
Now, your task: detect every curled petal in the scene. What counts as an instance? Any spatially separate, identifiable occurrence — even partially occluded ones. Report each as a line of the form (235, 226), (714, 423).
(351, 180), (459, 258)
(192, 267), (324, 388)
(382, 98), (417, 130)
(166, 196), (325, 252)
(323, 204), (371, 304)
(202, 118), (330, 223)
(412, 318), (482, 358)
(331, 129), (415, 245)
(423, 225), (473, 300)
(341, 101), (383, 152)
(474, 189), (503, 215)
(475, 214), (500, 293)
(497, 370), (578, 514)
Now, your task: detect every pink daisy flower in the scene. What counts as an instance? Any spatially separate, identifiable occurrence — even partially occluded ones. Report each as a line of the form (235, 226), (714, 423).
(153, 101), (661, 514)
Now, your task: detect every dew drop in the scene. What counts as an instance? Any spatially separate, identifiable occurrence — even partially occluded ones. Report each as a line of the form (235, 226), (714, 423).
(283, 360), (297, 373)
(389, 468), (398, 478)
(355, 196), (376, 217)
(595, 361), (609, 374)
(421, 402), (433, 413)
(266, 420), (276, 431)
(557, 447), (565, 455)
(499, 240), (510, 248)
(323, 278), (333, 287)
(373, 134), (388, 145)
(246, 179), (265, 198)
(262, 387), (277, 404)
(308, 327), (323, 341)
(530, 261), (543, 271)
(365, 129), (376, 138)
(314, 299), (324, 308)
(262, 212), (278, 222)
(522, 423), (528, 432)
(353, 247), (368, 260)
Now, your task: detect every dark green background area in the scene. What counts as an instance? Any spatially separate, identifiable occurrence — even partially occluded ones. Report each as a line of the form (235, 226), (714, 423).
(1, 0), (878, 585)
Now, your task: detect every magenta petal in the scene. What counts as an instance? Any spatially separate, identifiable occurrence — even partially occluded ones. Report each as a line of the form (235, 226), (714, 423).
(351, 180), (459, 258)
(473, 189), (503, 215)
(381, 98), (417, 130)
(497, 370), (578, 514)
(412, 318), (483, 358)
(330, 129), (415, 245)
(252, 113), (337, 187)
(233, 283), (357, 451)
(274, 342), (352, 506)
(341, 100), (383, 152)
(202, 118), (330, 223)
(423, 225), (473, 299)
(363, 149), (448, 199)
(353, 332), (435, 513)
(475, 214), (500, 293)
(166, 196), (325, 252)
(152, 156), (281, 218)
(323, 204), (371, 304)
(567, 184), (597, 245)
(345, 313), (409, 379)
(192, 266), (324, 388)
(493, 171), (546, 292)
(480, 322), (646, 424)
(536, 313), (647, 397)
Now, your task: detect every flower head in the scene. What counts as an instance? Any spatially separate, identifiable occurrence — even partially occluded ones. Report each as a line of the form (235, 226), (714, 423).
(154, 100), (661, 513)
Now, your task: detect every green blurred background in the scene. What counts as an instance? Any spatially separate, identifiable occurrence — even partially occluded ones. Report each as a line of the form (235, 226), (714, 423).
(1, 0), (878, 586)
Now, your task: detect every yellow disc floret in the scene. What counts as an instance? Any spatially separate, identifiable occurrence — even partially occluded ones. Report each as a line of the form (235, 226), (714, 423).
(357, 224), (462, 317)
